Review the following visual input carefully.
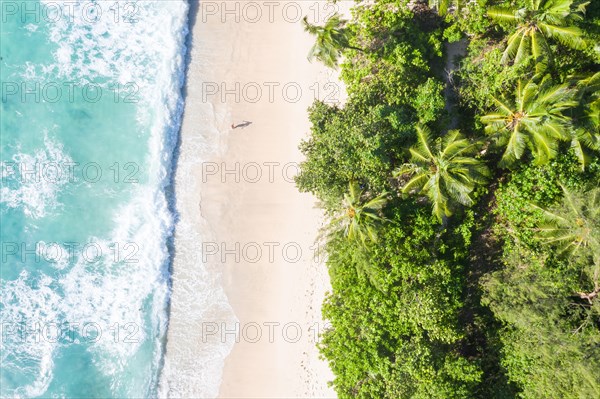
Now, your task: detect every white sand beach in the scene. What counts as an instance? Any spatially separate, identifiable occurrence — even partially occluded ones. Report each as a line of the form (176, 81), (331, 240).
(160, 1), (349, 397)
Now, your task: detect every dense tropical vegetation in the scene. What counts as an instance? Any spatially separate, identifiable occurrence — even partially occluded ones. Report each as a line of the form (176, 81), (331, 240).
(300, 0), (600, 397)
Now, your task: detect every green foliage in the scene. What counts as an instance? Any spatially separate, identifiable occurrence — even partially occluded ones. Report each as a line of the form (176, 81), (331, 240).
(570, 72), (600, 169)
(303, 13), (357, 68)
(481, 76), (578, 166)
(395, 126), (490, 220)
(487, 0), (589, 73)
(414, 78), (446, 123)
(486, 155), (600, 397)
(320, 207), (481, 398)
(457, 37), (531, 112)
(446, 0), (493, 36)
(483, 263), (600, 398)
(429, 0), (456, 17)
(341, 1), (444, 118)
(493, 154), (597, 252)
(533, 186), (600, 261)
(327, 181), (388, 245)
(296, 0), (600, 398)
(295, 100), (404, 208)
(580, 0), (600, 65)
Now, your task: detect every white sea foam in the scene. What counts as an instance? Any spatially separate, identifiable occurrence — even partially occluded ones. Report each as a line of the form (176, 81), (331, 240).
(1, 188), (173, 396)
(157, 162), (238, 397)
(24, 23), (39, 33)
(57, 189), (171, 377)
(0, 272), (60, 398)
(0, 133), (73, 219)
(154, 1), (238, 397)
(36, 242), (70, 270)
(3, 0), (236, 396)
(2, 0), (190, 397)
(40, 0), (190, 394)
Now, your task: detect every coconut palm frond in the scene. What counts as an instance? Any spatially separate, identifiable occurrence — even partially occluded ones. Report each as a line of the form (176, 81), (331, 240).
(394, 126), (489, 221)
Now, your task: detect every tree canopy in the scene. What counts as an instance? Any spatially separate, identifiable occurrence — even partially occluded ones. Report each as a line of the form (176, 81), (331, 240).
(297, 1), (600, 397)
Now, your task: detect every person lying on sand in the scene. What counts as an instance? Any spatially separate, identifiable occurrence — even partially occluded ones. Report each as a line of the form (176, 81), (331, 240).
(231, 121), (252, 129)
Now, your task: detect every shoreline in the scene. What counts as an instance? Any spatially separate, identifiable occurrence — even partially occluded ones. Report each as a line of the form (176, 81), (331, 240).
(158, 1), (238, 396)
(160, 1), (348, 397)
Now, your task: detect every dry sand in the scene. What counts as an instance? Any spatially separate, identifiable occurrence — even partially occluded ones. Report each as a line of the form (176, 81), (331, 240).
(160, 1), (350, 397)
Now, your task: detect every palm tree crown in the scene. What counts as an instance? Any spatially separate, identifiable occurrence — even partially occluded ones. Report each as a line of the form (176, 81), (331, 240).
(534, 185), (600, 256)
(570, 72), (600, 169)
(302, 13), (356, 69)
(394, 126), (490, 221)
(488, 0), (589, 71)
(329, 181), (388, 245)
(481, 76), (578, 166)
(533, 185), (600, 303)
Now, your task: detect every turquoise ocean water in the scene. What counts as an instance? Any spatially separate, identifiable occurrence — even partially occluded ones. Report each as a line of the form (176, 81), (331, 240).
(1, 1), (189, 396)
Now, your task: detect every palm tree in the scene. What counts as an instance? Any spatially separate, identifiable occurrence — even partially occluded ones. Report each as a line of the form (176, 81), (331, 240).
(329, 181), (388, 245)
(481, 77), (578, 166)
(588, 96), (600, 129)
(569, 128), (600, 170)
(570, 72), (600, 169)
(302, 13), (360, 69)
(394, 126), (490, 221)
(533, 186), (600, 302)
(323, 183), (389, 290)
(535, 186), (600, 254)
(488, 0), (589, 72)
